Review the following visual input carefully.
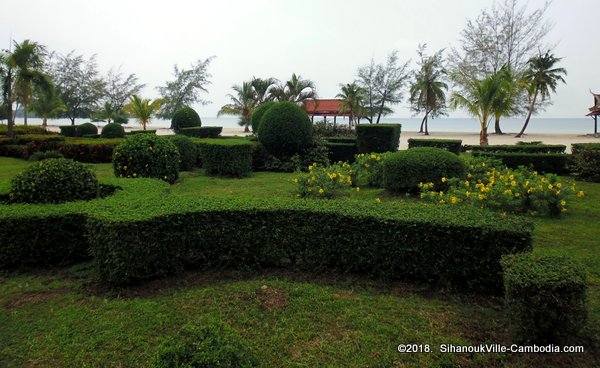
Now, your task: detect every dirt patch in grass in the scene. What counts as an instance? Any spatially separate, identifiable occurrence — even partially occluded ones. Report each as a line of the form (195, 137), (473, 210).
(256, 285), (288, 310)
(4, 288), (69, 311)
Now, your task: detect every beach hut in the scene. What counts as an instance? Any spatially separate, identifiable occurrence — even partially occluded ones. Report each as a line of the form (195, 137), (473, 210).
(303, 99), (350, 125)
(586, 91), (600, 136)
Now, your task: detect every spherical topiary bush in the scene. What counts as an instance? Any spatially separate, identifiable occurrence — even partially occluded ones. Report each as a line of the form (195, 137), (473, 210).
(101, 123), (125, 138)
(113, 134), (180, 184)
(169, 135), (197, 171)
(76, 122), (98, 137)
(250, 101), (276, 134)
(171, 107), (201, 133)
(9, 158), (99, 204)
(383, 147), (467, 192)
(258, 101), (313, 156)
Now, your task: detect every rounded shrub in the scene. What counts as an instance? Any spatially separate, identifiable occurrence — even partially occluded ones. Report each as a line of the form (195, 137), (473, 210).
(258, 101), (313, 156)
(113, 134), (180, 184)
(101, 123), (125, 138)
(169, 135), (197, 171)
(153, 320), (259, 368)
(250, 101), (276, 134)
(76, 122), (98, 137)
(9, 158), (99, 204)
(383, 147), (466, 192)
(171, 107), (201, 133)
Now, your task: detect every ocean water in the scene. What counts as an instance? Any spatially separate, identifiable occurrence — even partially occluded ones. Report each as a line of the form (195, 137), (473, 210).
(6, 116), (597, 135)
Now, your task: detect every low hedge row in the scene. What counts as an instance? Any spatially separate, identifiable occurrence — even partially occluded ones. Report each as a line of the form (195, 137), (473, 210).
(196, 139), (253, 177)
(356, 124), (401, 153)
(58, 141), (122, 163)
(572, 145), (600, 182)
(407, 138), (462, 155)
(472, 152), (572, 175)
(502, 254), (587, 343)
(0, 178), (534, 290)
(571, 143), (600, 155)
(0, 145), (28, 159)
(59, 125), (78, 137)
(127, 130), (157, 135)
(326, 142), (358, 163)
(0, 125), (49, 135)
(180, 126), (223, 138)
(466, 144), (566, 154)
(325, 137), (357, 144)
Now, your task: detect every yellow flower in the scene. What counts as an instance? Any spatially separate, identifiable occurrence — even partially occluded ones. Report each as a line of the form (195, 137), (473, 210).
(364, 163), (370, 168)
(163, 176), (168, 180)
(356, 187), (360, 192)
(439, 199), (446, 204)
(441, 177), (447, 183)
(375, 198), (381, 203)
(465, 191), (471, 197)
(293, 178), (299, 184)
(370, 154), (377, 159)
(450, 196), (458, 204)
(464, 181), (470, 186)
(504, 189), (512, 195)
(467, 173), (473, 178)
(515, 192), (521, 198)
(331, 173), (337, 178)
(511, 181), (517, 187)
(509, 175), (515, 180)
(556, 183), (562, 189)
(562, 208), (568, 213)
(577, 191), (585, 198)
(123, 165), (128, 170)
(133, 172), (137, 177)
(478, 194), (486, 200)
(319, 188), (324, 194)
(560, 200), (567, 206)
(308, 165), (313, 171)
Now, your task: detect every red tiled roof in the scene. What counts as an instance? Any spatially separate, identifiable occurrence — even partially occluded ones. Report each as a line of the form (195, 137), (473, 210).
(303, 99), (349, 115)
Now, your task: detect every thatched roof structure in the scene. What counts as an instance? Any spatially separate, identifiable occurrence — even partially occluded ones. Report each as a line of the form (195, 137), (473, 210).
(587, 91), (600, 116)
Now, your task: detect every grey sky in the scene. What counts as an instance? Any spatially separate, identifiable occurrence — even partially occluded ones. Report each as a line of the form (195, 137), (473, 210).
(2, 0), (598, 118)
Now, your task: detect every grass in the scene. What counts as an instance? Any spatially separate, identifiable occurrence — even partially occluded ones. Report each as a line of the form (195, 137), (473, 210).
(0, 156), (599, 367)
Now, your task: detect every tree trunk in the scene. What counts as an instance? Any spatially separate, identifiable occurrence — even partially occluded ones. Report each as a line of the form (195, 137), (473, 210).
(23, 103), (28, 126)
(479, 116), (489, 145)
(419, 115), (426, 133)
(70, 117), (76, 125)
(6, 70), (14, 139)
(516, 91), (538, 138)
(494, 116), (503, 134)
(42, 117), (48, 129)
(424, 113), (429, 136)
(375, 92), (387, 124)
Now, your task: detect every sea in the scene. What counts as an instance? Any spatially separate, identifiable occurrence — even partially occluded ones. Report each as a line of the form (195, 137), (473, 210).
(4, 116), (597, 135)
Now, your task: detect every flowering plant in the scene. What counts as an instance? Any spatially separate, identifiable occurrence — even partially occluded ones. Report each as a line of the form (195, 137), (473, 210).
(293, 162), (354, 198)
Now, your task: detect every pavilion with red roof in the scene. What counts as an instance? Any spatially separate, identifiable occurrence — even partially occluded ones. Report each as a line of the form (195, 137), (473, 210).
(302, 99), (350, 124)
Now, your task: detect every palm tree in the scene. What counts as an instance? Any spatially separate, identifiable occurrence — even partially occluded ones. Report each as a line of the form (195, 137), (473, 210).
(30, 86), (66, 129)
(270, 74), (317, 104)
(218, 81), (257, 133)
(123, 95), (164, 130)
(251, 77), (278, 104)
(450, 70), (511, 145)
(336, 82), (366, 127)
(515, 51), (566, 138)
(491, 66), (521, 135)
(409, 47), (448, 135)
(1, 39), (49, 137)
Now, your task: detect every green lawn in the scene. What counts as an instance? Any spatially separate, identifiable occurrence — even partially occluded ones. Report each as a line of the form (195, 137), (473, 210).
(0, 157), (598, 367)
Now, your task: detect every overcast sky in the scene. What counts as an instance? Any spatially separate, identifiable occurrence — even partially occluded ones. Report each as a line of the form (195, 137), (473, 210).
(2, 0), (598, 118)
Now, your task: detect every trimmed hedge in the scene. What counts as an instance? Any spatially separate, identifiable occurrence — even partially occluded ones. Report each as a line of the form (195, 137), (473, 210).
(59, 140), (123, 163)
(0, 179), (533, 290)
(383, 148), (467, 192)
(169, 135), (197, 171)
(0, 145), (28, 159)
(502, 254), (588, 343)
(171, 107), (201, 133)
(127, 129), (157, 135)
(0, 125), (49, 136)
(197, 139), (253, 177)
(466, 144), (566, 154)
(408, 138), (462, 155)
(572, 146), (600, 182)
(76, 123), (98, 137)
(571, 142), (600, 155)
(472, 152), (571, 175)
(250, 101), (276, 134)
(325, 137), (357, 144)
(356, 124), (401, 153)
(101, 123), (125, 138)
(258, 101), (313, 156)
(180, 126), (222, 138)
(326, 142), (358, 163)
(113, 134), (180, 183)
(59, 125), (78, 137)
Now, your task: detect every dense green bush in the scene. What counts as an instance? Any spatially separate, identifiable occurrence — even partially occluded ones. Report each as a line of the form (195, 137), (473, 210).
(127, 129), (157, 135)
(28, 151), (64, 161)
(466, 144), (566, 154)
(258, 101), (313, 156)
(351, 153), (388, 188)
(179, 126), (222, 138)
(312, 120), (355, 138)
(59, 139), (122, 163)
(101, 123), (125, 138)
(472, 152), (571, 175)
(152, 320), (259, 368)
(501, 254), (588, 343)
(571, 142), (600, 155)
(383, 148), (466, 192)
(59, 125), (78, 137)
(9, 158), (99, 204)
(325, 137), (357, 144)
(0, 124), (49, 135)
(113, 134), (180, 183)
(356, 124), (401, 153)
(12, 134), (65, 146)
(0, 144), (28, 159)
(76, 123), (98, 137)
(408, 138), (462, 155)
(573, 147), (600, 182)
(250, 101), (276, 134)
(169, 135), (197, 171)
(326, 142), (358, 163)
(171, 107), (201, 133)
(261, 138), (330, 172)
(197, 139), (253, 177)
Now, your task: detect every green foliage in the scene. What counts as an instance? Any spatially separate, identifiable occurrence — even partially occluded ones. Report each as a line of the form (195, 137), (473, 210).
(250, 101), (276, 134)
(128, 130), (157, 135)
(312, 121), (356, 138)
(356, 124), (401, 153)
(76, 123), (99, 137)
(325, 142), (357, 163)
(408, 138), (462, 155)
(467, 144), (566, 154)
(59, 125), (79, 137)
(101, 123), (125, 138)
(383, 148), (466, 192)
(171, 107), (201, 133)
(293, 162), (354, 198)
(152, 320), (259, 368)
(169, 135), (197, 171)
(179, 126), (222, 138)
(571, 143), (600, 155)
(9, 158), (99, 204)
(351, 153), (388, 188)
(501, 254), (587, 343)
(0, 124), (49, 135)
(28, 150), (64, 161)
(572, 146), (600, 182)
(258, 101), (313, 156)
(0, 145), (28, 159)
(59, 140), (122, 163)
(472, 152), (571, 175)
(197, 140), (253, 177)
(420, 164), (584, 217)
(113, 134), (180, 183)
(261, 138), (330, 172)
